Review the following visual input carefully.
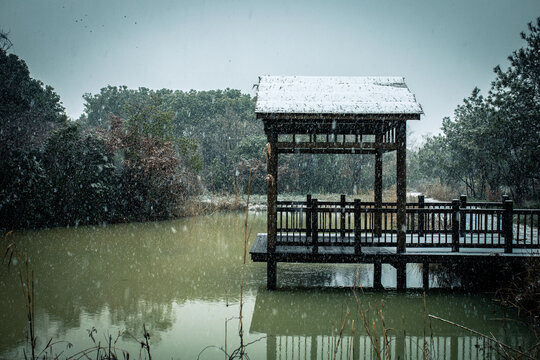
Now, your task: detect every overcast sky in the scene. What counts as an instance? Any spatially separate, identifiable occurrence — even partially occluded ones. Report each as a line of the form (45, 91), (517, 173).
(1, 0), (539, 141)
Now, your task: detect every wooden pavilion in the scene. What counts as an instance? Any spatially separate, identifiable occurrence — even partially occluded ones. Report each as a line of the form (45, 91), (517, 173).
(256, 76), (421, 289)
(250, 75), (540, 290)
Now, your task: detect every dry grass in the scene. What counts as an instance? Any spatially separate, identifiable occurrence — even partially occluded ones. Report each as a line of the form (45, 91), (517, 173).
(417, 182), (456, 201)
(181, 196), (246, 216)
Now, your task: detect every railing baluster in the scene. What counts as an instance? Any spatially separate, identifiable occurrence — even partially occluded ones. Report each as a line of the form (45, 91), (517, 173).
(340, 195), (346, 240)
(285, 204), (289, 243)
(452, 200), (460, 252)
(529, 213), (540, 244)
(460, 195), (467, 237)
(418, 195), (425, 237)
(354, 199), (361, 254)
(504, 200), (513, 253)
(491, 209), (494, 245)
(312, 199), (318, 254)
(306, 194), (312, 242)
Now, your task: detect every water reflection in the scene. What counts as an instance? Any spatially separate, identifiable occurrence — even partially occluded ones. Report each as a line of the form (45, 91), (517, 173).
(0, 212), (534, 359)
(250, 289), (532, 359)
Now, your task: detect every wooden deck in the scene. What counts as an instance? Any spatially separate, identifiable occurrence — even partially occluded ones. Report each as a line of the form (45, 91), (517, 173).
(251, 231), (540, 291)
(251, 233), (540, 264)
(255, 195), (540, 289)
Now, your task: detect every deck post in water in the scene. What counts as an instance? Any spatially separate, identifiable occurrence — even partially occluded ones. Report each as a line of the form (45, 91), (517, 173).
(396, 262), (407, 291)
(422, 262), (429, 290)
(373, 260), (382, 289)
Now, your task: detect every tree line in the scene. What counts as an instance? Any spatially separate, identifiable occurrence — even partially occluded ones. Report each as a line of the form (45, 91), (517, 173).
(411, 18), (540, 205)
(1, 18), (538, 230)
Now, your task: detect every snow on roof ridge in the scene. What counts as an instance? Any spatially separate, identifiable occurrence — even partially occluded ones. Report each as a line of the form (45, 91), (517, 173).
(256, 75), (423, 116)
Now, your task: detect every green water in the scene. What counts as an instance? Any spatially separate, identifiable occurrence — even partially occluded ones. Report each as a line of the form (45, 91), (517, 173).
(0, 212), (534, 359)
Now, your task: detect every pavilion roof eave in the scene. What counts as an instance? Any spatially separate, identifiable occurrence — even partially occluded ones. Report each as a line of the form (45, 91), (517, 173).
(257, 112), (421, 121)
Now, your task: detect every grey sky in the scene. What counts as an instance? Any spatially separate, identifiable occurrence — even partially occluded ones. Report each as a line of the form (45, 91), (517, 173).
(1, 0), (539, 141)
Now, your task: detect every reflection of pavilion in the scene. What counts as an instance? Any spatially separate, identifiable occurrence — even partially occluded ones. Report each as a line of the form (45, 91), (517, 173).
(249, 290), (531, 359)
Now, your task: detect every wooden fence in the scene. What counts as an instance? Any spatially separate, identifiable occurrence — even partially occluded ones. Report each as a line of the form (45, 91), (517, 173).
(275, 195), (540, 253)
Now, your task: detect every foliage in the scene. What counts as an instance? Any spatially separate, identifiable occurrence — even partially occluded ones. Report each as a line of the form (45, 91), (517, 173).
(489, 18), (540, 202)
(412, 18), (540, 203)
(80, 86), (257, 192)
(102, 116), (199, 221)
(42, 124), (118, 226)
(0, 44), (67, 230)
(0, 43), (199, 230)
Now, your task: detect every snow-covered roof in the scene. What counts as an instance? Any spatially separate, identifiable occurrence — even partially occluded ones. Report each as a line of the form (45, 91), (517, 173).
(255, 76), (423, 117)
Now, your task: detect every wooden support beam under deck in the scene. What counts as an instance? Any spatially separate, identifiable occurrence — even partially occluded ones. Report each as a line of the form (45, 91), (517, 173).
(396, 262), (407, 292)
(374, 261), (382, 289)
(423, 263), (429, 291)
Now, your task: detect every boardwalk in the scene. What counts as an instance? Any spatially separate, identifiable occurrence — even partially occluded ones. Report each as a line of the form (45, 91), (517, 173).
(250, 195), (540, 290)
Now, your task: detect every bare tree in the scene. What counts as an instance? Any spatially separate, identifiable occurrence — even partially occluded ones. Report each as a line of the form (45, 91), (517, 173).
(0, 30), (13, 51)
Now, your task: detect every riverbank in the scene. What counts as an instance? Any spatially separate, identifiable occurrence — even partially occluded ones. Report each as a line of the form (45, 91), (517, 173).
(183, 190), (432, 217)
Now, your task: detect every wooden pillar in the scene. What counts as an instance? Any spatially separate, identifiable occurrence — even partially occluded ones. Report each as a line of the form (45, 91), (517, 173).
(396, 122), (407, 253)
(396, 262), (406, 292)
(267, 129), (278, 290)
(373, 261), (382, 289)
(422, 262), (429, 291)
(375, 133), (383, 238)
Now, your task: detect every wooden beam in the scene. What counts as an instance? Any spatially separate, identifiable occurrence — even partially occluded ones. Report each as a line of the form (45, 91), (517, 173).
(264, 119), (403, 136)
(276, 141), (398, 150)
(277, 148), (385, 155)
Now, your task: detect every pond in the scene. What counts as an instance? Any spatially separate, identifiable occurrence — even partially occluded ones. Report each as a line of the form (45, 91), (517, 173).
(0, 212), (534, 359)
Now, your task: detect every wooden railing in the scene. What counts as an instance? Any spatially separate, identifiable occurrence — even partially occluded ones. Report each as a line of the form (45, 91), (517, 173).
(275, 194), (540, 253)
